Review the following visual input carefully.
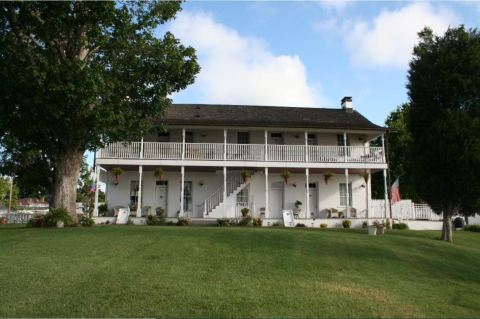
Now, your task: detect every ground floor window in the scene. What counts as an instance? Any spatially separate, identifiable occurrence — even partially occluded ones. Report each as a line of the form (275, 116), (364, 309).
(130, 180), (142, 210)
(236, 186), (249, 204)
(339, 182), (352, 207)
(183, 181), (193, 212)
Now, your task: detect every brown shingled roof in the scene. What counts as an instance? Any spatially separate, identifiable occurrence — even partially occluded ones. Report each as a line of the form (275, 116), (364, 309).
(163, 104), (386, 131)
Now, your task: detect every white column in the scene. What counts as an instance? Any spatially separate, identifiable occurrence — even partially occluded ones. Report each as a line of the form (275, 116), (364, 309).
(304, 131), (309, 162)
(223, 166), (227, 216)
(265, 167), (269, 218)
(136, 165), (143, 217)
(223, 129), (227, 160)
(383, 168), (389, 219)
(305, 168), (310, 218)
(140, 136), (144, 159)
(180, 166), (185, 216)
(93, 164), (100, 217)
(264, 130), (268, 161)
(343, 131), (348, 162)
(381, 133), (386, 163)
(367, 171), (372, 220)
(182, 128), (186, 160)
(345, 168), (349, 218)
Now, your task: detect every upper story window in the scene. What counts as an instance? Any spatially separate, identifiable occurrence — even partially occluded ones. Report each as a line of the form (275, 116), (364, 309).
(307, 133), (317, 145)
(185, 131), (194, 143)
(270, 132), (284, 145)
(158, 132), (170, 142)
(237, 132), (250, 144)
(337, 134), (351, 146)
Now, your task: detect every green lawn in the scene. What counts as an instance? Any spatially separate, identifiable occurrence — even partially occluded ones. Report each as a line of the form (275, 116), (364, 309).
(0, 225), (479, 318)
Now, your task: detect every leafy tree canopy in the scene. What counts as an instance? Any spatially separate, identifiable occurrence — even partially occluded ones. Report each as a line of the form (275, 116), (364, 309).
(0, 1), (200, 217)
(407, 26), (480, 242)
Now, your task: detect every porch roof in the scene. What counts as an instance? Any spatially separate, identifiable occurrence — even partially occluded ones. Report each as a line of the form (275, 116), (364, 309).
(162, 104), (386, 131)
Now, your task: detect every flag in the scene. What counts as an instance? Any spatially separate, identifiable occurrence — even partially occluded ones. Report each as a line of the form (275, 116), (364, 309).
(391, 178), (401, 204)
(89, 169), (96, 193)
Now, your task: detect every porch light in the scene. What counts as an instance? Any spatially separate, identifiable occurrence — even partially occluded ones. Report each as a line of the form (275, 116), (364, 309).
(198, 180), (204, 186)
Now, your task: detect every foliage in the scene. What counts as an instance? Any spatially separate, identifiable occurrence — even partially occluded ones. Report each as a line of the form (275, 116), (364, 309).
(26, 214), (47, 228)
(320, 223), (328, 229)
(406, 26), (480, 242)
(79, 215), (95, 227)
(98, 203), (108, 216)
(453, 217), (465, 229)
(240, 207), (250, 217)
(323, 172), (334, 184)
(372, 220), (384, 229)
(252, 217), (262, 227)
(176, 216), (191, 226)
(342, 220), (351, 229)
(295, 223), (306, 228)
(126, 218), (134, 225)
(272, 222), (283, 227)
(0, 177), (18, 209)
(217, 218), (234, 227)
(112, 167), (123, 185)
(0, 2), (200, 215)
(155, 207), (166, 224)
(153, 167), (165, 180)
(146, 215), (159, 226)
(280, 170), (291, 183)
(238, 217), (252, 226)
(46, 208), (74, 227)
(294, 200), (302, 208)
(464, 225), (480, 232)
(392, 223), (409, 230)
(241, 170), (251, 182)
(362, 221), (368, 229)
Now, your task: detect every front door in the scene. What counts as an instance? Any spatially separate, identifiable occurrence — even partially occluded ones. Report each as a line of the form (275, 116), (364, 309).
(308, 182), (318, 217)
(183, 181), (193, 215)
(155, 181), (168, 214)
(269, 181), (284, 218)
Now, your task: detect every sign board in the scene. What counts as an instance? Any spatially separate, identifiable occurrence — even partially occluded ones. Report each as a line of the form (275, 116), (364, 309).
(282, 210), (295, 227)
(116, 208), (129, 224)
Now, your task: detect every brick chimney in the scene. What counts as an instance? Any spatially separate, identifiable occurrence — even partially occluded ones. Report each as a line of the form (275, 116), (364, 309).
(341, 96), (353, 112)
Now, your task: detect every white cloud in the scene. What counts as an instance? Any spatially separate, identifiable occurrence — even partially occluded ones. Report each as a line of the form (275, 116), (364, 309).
(345, 2), (458, 68)
(169, 11), (328, 107)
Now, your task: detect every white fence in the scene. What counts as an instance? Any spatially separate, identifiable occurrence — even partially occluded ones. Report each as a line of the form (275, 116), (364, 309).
(369, 199), (442, 221)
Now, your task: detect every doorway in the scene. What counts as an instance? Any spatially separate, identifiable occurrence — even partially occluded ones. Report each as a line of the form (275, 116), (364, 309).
(270, 181), (284, 218)
(308, 182), (318, 217)
(155, 180), (168, 214)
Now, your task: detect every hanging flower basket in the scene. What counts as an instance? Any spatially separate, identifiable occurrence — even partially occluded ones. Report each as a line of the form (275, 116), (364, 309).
(323, 172), (334, 184)
(280, 170), (291, 184)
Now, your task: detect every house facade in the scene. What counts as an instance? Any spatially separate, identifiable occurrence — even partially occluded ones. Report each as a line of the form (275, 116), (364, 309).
(93, 97), (392, 226)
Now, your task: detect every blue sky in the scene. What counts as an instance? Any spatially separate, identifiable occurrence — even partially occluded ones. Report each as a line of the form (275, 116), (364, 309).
(88, 0), (479, 167)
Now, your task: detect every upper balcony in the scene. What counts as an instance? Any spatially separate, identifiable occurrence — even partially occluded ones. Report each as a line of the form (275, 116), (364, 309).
(97, 142), (385, 164)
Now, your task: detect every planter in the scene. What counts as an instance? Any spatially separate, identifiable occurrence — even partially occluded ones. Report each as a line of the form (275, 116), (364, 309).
(368, 225), (377, 236)
(0, 217), (7, 225)
(377, 226), (385, 235)
(56, 220), (64, 228)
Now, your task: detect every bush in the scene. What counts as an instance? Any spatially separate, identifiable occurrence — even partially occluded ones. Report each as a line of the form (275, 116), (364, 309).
(26, 214), (47, 228)
(453, 217), (465, 228)
(342, 220), (351, 229)
(127, 218), (134, 225)
(217, 218), (234, 227)
(320, 223), (328, 229)
(464, 225), (480, 232)
(240, 207), (250, 217)
(362, 221), (368, 229)
(252, 218), (262, 227)
(392, 223), (409, 230)
(176, 216), (191, 226)
(295, 223), (306, 228)
(79, 215), (95, 227)
(155, 207), (166, 224)
(146, 215), (158, 225)
(98, 204), (108, 216)
(238, 217), (252, 226)
(272, 222), (283, 227)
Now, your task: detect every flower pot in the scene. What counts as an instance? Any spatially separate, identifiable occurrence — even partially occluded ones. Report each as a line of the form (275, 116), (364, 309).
(56, 220), (64, 228)
(368, 225), (377, 236)
(0, 217), (7, 225)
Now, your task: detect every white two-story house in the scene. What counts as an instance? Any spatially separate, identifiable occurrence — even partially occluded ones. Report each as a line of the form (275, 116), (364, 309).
(92, 97), (391, 226)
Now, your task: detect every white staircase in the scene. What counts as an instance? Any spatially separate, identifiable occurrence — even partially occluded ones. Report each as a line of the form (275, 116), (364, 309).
(203, 171), (253, 218)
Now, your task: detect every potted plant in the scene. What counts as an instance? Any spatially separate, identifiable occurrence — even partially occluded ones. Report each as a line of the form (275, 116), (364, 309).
(294, 200), (302, 208)
(368, 222), (377, 236)
(323, 172), (334, 184)
(154, 167), (165, 181)
(240, 207), (250, 218)
(241, 170), (251, 183)
(373, 219), (384, 235)
(280, 170), (291, 184)
(112, 167), (123, 185)
(0, 216), (7, 225)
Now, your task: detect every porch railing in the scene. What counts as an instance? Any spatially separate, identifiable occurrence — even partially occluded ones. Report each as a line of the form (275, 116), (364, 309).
(98, 142), (385, 163)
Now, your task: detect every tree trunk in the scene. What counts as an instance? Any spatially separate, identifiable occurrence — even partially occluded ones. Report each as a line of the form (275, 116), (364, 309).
(51, 148), (83, 222)
(441, 212), (453, 243)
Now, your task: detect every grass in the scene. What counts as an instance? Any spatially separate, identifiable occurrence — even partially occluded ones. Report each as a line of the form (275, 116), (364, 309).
(0, 225), (479, 318)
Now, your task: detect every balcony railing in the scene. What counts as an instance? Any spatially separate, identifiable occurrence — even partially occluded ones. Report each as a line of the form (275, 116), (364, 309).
(98, 142), (385, 163)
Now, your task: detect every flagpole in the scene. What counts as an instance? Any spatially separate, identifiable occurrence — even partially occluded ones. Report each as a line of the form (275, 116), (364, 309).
(7, 176), (13, 215)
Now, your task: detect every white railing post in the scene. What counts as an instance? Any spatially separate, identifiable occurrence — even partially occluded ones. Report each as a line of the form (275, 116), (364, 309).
(381, 133), (386, 163)
(140, 137), (144, 159)
(224, 129), (227, 160)
(223, 167), (227, 216)
(343, 131), (348, 162)
(93, 163), (100, 217)
(264, 130), (268, 161)
(345, 168), (349, 218)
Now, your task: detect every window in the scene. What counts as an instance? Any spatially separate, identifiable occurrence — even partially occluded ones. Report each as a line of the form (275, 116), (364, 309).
(158, 132), (170, 142)
(307, 133), (316, 145)
(130, 180), (143, 209)
(270, 132), (284, 144)
(237, 132), (250, 144)
(182, 181), (193, 212)
(185, 131), (194, 143)
(236, 186), (249, 204)
(339, 183), (352, 207)
(336, 134), (351, 146)
(156, 180), (168, 186)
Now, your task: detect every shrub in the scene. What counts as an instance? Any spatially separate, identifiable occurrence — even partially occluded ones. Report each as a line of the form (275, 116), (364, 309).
(240, 207), (250, 217)
(127, 218), (134, 225)
(46, 208), (73, 227)
(453, 217), (465, 228)
(342, 220), (351, 229)
(98, 204), (108, 216)
(362, 221), (368, 229)
(217, 218), (234, 227)
(79, 215), (95, 227)
(252, 217), (262, 227)
(155, 208), (166, 224)
(392, 223), (409, 230)
(105, 220), (110, 225)
(320, 223), (328, 229)
(272, 222), (283, 227)
(295, 223), (306, 228)
(26, 214), (47, 228)
(146, 215), (158, 225)
(166, 221), (175, 226)
(176, 216), (191, 226)
(238, 217), (252, 226)
(464, 225), (480, 232)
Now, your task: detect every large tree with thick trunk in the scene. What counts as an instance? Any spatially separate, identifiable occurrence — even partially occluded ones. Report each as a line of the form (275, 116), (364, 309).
(0, 2), (200, 220)
(407, 26), (480, 242)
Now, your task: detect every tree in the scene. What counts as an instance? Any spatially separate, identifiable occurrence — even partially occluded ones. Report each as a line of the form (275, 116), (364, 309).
(385, 104), (418, 201)
(0, 177), (18, 209)
(407, 26), (480, 242)
(0, 2), (200, 221)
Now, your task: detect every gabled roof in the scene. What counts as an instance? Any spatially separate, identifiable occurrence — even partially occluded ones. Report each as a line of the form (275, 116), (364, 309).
(163, 104), (386, 131)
